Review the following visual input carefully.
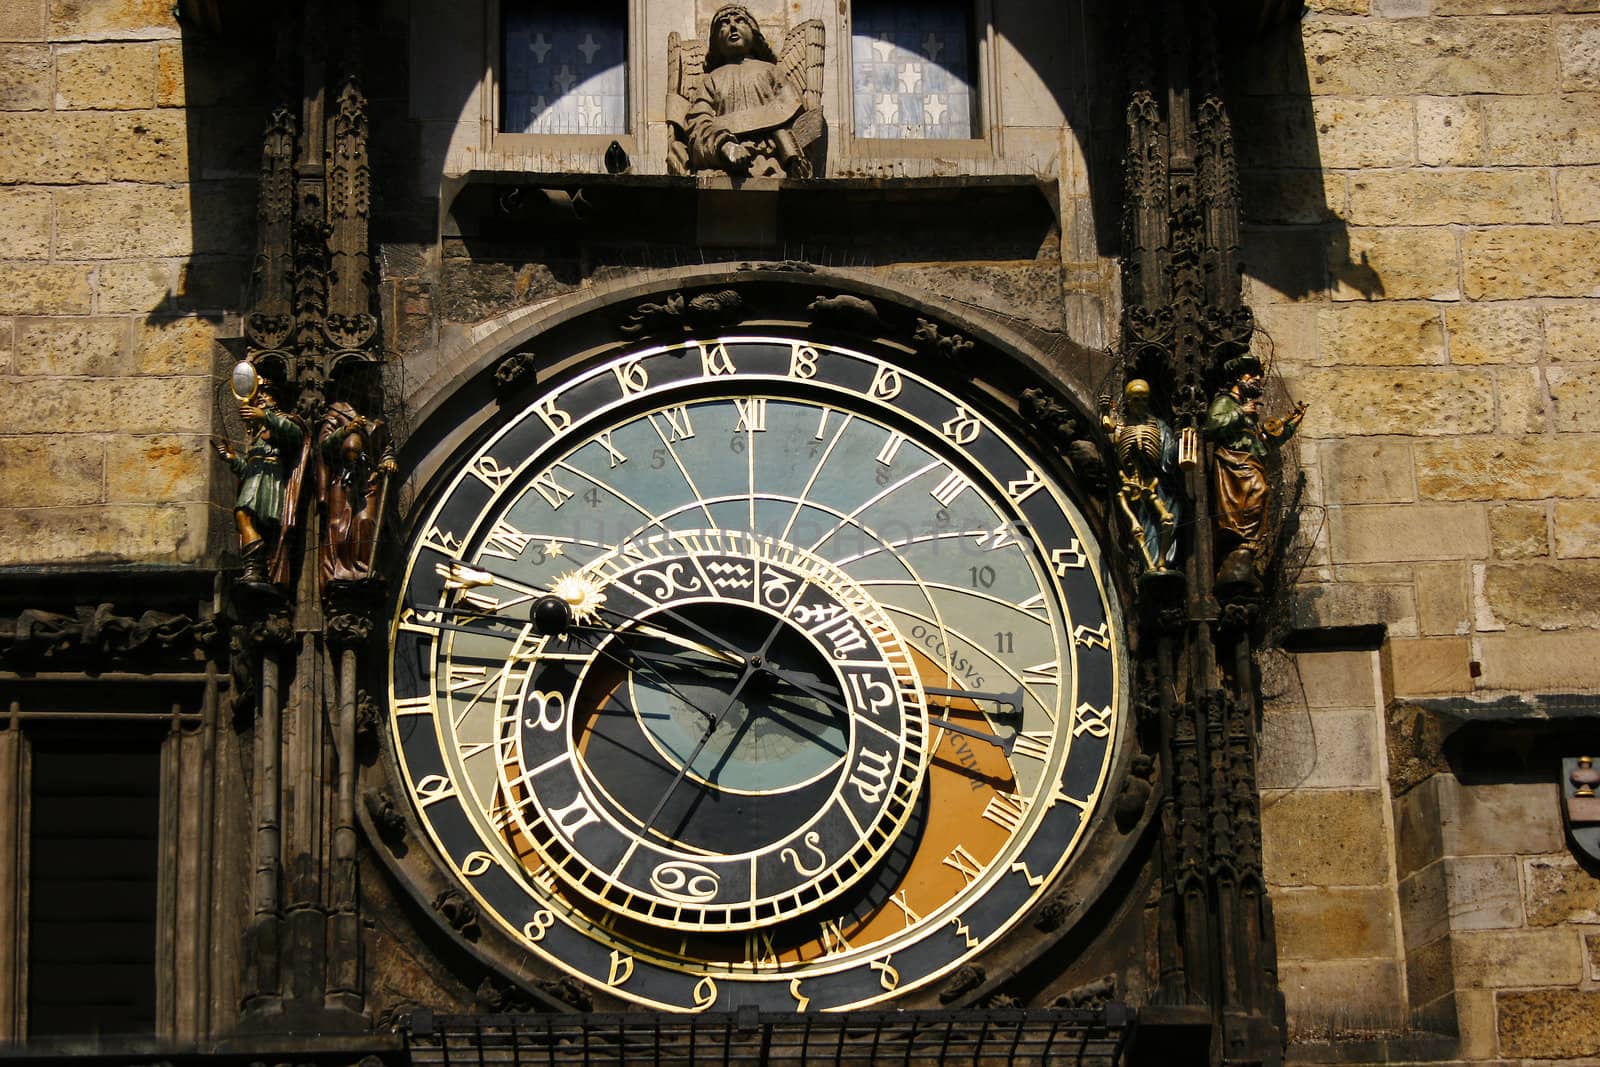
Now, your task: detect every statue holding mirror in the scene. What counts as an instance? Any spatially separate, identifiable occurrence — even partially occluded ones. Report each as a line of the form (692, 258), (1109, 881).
(215, 361), (309, 587)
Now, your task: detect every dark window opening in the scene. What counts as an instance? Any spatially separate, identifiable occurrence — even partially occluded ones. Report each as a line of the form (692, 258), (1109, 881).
(502, 0), (629, 135)
(852, 0), (979, 140)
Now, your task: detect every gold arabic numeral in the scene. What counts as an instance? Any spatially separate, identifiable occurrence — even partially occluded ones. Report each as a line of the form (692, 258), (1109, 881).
(818, 918), (853, 957)
(940, 405), (982, 445)
(1051, 540), (1088, 574)
(1050, 783), (1092, 813)
(606, 950), (635, 987)
(871, 955), (900, 992)
(525, 690), (567, 732)
(790, 978), (810, 1012)
(788, 343), (819, 379)
(421, 525), (463, 556)
(414, 774), (456, 808)
(1007, 468), (1044, 504)
(848, 746), (894, 805)
(888, 889), (922, 929)
(662, 405), (695, 442)
(692, 976), (718, 1011)
(1073, 702), (1114, 739)
(530, 469), (574, 509)
(868, 364), (903, 400)
(612, 358), (649, 395)
(392, 695), (433, 717)
(1073, 622), (1113, 649)
(522, 910), (555, 943)
(734, 397), (767, 432)
(470, 454), (516, 490)
(1009, 859), (1046, 888)
(981, 791), (1029, 834)
(875, 430), (907, 467)
(697, 340), (736, 377)
(942, 844), (984, 886)
(533, 395), (572, 433)
(461, 850), (495, 877)
(480, 520), (535, 561)
(950, 915), (979, 949)
(930, 470), (971, 508)
(548, 792), (601, 837)
(596, 430), (627, 468)
(1012, 731), (1052, 762)
(446, 664), (487, 693)
(745, 929), (780, 966)
(398, 607), (443, 635)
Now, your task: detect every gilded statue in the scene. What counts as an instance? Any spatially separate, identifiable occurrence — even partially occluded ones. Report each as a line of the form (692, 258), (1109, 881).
(315, 402), (396, 588)
(666, 5), (825, 178)
(215, 384), (309, 586)
(1205, 355), (1306, 578)
(1100, 379), (1182, 573)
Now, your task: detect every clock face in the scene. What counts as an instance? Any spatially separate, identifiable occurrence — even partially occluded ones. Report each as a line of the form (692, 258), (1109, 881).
(388, 335), (1125, 1012)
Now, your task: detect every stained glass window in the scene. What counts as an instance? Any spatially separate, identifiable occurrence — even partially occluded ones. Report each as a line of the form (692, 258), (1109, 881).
(503, 1), (628, 135)
(851, 0), (977, 140)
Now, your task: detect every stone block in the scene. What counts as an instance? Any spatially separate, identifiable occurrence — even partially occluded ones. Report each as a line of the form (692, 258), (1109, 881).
(1278, 960), (1406, 1038)
(1233, 97), (1414, 170)
(0, 112), (110, 183)
(1478, 629), (1600, 688)
(1294, 650), (1379, 711)
(1403, 935), (1454, 1017)
(881, 263), (1064, 333)
(109, 109), (186, 182)
(1554, 499), (1600, 557)
(1453, 928), (1583, 987)
(1560, 16), (1600, 90)
(0, 264), (92, 314)
(13, 317), (130, 375)
(1418, 96), (1484, 167)
(1448, 855), (1525, 931)
(1320, 439), (1416, 504)
(1438, 776), (1565, 855)
(1385, 637), (1474, 698)
(0, 43), (50, 108)
(134, 316), (216, 374)
(1415, 562), (1470, 636)
(94, 260), (175, 312)
(1497, 989), (1600, 1059)
(0, 436), (102, 507)
(1347, 169), (1554, 227)
(54, 184), (190, 259)
(1523, 854), (1600, 925)
(1394, 775), (1444, 882)
(48, 0), (178, 40)
(1240, 227), (1329, 304)
(1329, 503), (1489, 564)
(1434, 0), (1600, 9)
(1483, 559), (1600, 627)
(1306, 0), (1370, 12)
(155, 40), (180, 105)
(1455, 988), (1498, 1062)
(0, 375), (207, 435)
(1397, 859), (1449, 951)
(1465, 226), (1600, 298)
(104, 433), (207, 503)
(0, 503), (205, 566)
(173, 255), (247, 312)
(1548, 366), (1600, 429)
(53, 41), (156, 108)
(1262, 788), (1390, 887)
(0, 0), (45, 40)
(1330, 227), (1461, 302)
(1262, 706), (1382, 790)
(1544, 303), (1600, 362)
(1496, 366), (1549, 433)
(1557, 166), (1600, 222)
(1300, 17), (1557, 96)
(1292, 580), (1419, 636)
(0, 319), (12, 375)
(1415, 437), (1600, 500)
(1587, 931), (1600, 978)
(1315, 303), (1445, 366)
(1445, 303), (1543, 366)
(1489, 503), (1549, 558)
(1484, 94), (1600, 165)
(1286, 368), (1493, 437)
(0, 187), (52, 260)
(1275, 886), (1396, 959)
(1240, 170), (1343, 226)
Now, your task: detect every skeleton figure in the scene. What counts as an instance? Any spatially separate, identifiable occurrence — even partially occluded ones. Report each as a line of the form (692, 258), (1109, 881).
(1101, 379), (1181, 572)
(666, 6), (825, 177)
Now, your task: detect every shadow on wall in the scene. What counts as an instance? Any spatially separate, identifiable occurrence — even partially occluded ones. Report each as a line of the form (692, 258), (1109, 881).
(1220, 10), (1371, 304)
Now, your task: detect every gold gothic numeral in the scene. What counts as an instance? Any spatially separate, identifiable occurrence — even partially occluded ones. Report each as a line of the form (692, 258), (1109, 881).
(951, 915), (979, 949)
(698, 341), (736, 376)
(461, 850), (494, 877)
(869, 364), (902, 400)
(940, 406), (981, 445)
(414, 774), (455, 807)
(522, 910), (554, 943)
(872, 956), (900, 992)
(1073, 623), (1112, 649)
(613, 359), (649, 394)
(470, 454), (516, 490)
(789, 343), (819, 379)
(790, 978), (810, 1012)
(533, 396), (571, 432)
(1007, 468), (1044, 503)
(607, 950), (634, 986)
(1010, 860), (1046, 888)
(1051, 540), (1088, 573)
(693, 976), (718, 1010)
(1073, 703), (1114, 738)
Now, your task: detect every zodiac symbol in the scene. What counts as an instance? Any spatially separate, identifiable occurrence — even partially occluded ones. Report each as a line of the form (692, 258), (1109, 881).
(779, 831), (826, 875)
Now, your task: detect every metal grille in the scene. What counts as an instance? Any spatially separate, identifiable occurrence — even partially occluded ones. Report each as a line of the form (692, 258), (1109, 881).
(404, 1006), (1132, 1066)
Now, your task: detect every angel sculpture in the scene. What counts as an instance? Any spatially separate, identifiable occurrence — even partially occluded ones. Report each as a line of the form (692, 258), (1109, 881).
(667, 5), (825, 178)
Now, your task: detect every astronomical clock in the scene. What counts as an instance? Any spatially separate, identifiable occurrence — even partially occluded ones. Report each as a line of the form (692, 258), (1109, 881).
(385, 329), (1129, 1012)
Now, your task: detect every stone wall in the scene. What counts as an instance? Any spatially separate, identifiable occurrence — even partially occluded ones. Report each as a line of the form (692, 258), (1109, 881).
(1234, 1), (1600, 1059)
(0, 1), (260, 568)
